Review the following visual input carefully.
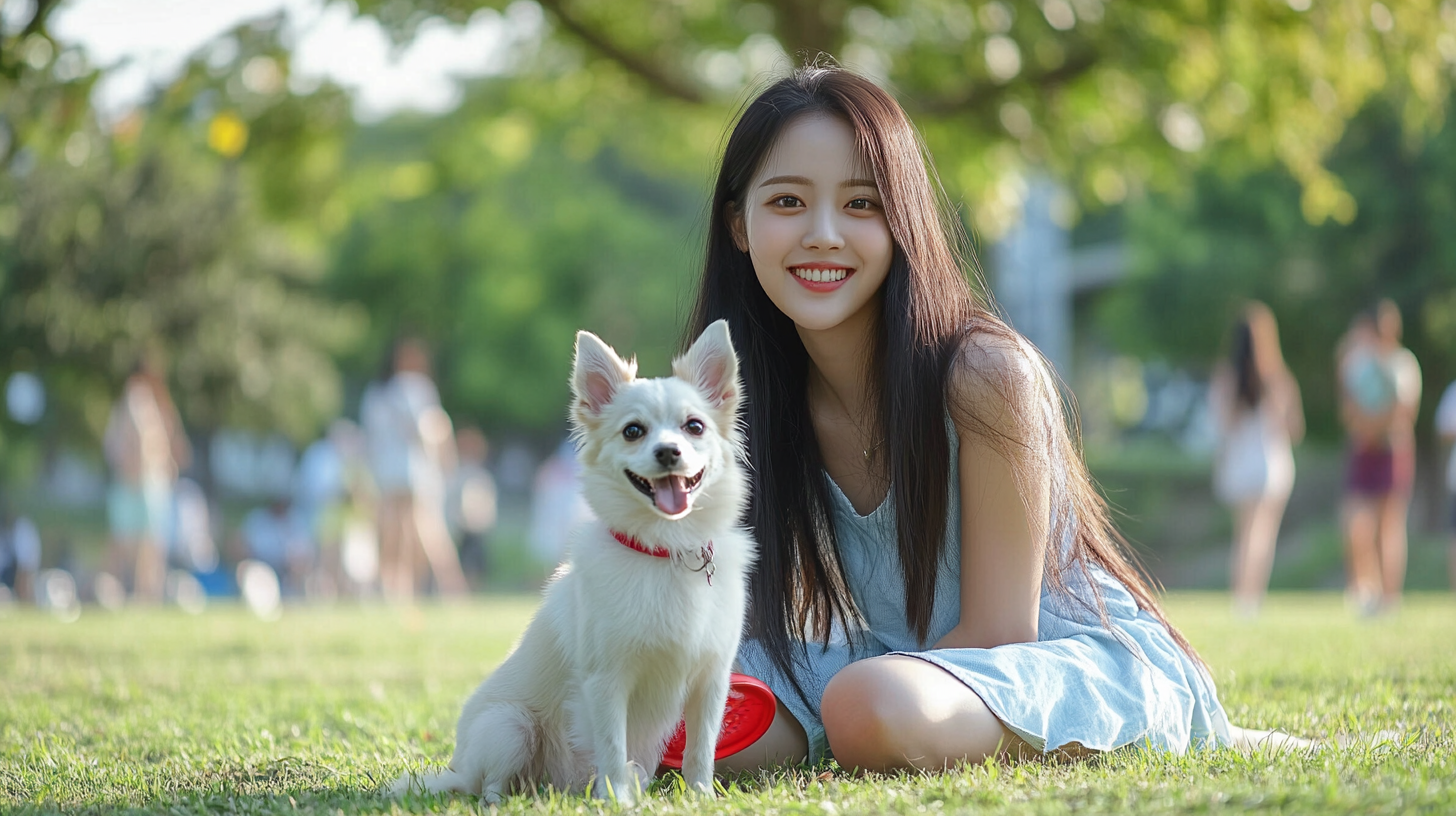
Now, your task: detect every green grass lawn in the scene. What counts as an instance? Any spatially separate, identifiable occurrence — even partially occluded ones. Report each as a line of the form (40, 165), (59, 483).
(2, 592), (1453, 814)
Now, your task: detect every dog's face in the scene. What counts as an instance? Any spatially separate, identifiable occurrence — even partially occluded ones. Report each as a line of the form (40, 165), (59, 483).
(570, 320), (742, 523)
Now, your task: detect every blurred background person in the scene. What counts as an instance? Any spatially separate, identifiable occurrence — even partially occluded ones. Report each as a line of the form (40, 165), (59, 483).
(101, 355), (192, 605)
(1337, 301), (1421, 615)
(292, 419), (364, 598)
(1209, 302), (1305, 618)
(361, 338), (467, 601)
(0, 499), (41, 605)
(1374, 301), (1422, 610)
(168, 476), (217, 575)
(528, 438), (594, 567)
(1436, 377), (1456, 592)
(1336, 310), (1386, 613)
(236, 496), (314, 597)
(446, 426), (497, 590)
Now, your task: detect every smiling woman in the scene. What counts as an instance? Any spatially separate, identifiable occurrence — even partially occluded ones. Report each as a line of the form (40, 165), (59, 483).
(728, 115), (893, 334)
(681, 64), (1285, 774)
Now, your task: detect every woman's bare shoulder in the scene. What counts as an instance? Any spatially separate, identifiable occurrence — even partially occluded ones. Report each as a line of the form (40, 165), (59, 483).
(946, 327), (1054, 440)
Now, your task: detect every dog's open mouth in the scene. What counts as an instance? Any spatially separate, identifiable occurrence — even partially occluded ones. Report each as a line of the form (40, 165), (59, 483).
(625, 468), (704, 517)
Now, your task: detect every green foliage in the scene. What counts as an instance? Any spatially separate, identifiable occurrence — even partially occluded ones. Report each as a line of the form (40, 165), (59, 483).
(1, 594), (1454, 813)
(0, 18), (364, 446)
(1095, 99), (1456, 441)
(354, 0), (1456, 239)
(8, 0), (1456, 447)
(327, 79), (704, 431)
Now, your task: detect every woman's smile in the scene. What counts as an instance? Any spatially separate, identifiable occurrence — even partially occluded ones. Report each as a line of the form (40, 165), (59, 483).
(790, 263), (855, 290)
(733, 113), (893, 334)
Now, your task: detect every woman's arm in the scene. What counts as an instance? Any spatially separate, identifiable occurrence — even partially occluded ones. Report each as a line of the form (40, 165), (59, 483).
(933, 334), (1049, 651)
(1283, 374), (1306, 445)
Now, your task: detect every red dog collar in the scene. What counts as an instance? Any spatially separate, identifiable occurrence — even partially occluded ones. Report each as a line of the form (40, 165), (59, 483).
(610, 530), (671, 558)
(609, 530), (716, 585)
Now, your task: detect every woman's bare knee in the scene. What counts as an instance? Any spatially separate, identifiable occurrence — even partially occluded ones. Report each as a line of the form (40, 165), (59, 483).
(822, 656), (1026, 772)
(821, 662), (900, 769)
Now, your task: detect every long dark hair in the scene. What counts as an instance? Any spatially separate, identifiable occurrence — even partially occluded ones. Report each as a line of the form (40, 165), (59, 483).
(1230, 301), (1287, 409)
(685, 66), (1202, 705)
(1231, 319), (1262, 408)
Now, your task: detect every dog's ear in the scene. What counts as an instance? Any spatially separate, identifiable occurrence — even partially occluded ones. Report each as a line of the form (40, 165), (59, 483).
(673, 319), (740, 413)
(572, 330), (636, 422)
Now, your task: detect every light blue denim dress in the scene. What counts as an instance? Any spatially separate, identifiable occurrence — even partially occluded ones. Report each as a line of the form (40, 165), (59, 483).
(736, 428), (1231, 762)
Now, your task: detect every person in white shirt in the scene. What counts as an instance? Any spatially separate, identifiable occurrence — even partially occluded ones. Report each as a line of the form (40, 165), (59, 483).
(361, 339), (467, 601)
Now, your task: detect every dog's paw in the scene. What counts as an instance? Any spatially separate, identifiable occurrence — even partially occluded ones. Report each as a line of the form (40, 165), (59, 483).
(686, 777), (718, 798)
(387, 773), (417, 797)
(592, 784), (637, 807)
(591, 770), (641, 807)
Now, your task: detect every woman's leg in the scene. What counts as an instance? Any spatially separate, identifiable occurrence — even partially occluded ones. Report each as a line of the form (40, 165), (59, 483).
(1376, 489), (1410, 608)
(377, 494), (411, 602)
(411, 493), (468, 598)
(820, 655), (1036, 772)
(1235, 492), (1290, 613)
(1342, 495), (1381, 610)
(1229, 500), (1257, 613)
(714, 700), (809, 774)
(1227, 724), (1315, 752)
(132, 538), (166, 604)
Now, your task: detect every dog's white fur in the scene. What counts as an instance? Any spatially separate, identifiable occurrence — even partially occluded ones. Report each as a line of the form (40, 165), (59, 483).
(393, 320), (753, 804)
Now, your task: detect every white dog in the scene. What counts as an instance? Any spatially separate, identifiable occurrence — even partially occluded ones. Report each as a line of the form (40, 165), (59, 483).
(393, 320), (754, 804)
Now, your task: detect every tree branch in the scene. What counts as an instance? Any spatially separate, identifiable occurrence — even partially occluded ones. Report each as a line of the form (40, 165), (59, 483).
(21, 0), (61, 38)
(534, 0), (705, 104)
(1, 0), (56, 79)
(913, 47), (1100, 116)
(763, 0), (846, 60)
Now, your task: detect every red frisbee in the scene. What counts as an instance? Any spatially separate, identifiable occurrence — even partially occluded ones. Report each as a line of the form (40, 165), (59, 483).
(659, 673), (776, 769)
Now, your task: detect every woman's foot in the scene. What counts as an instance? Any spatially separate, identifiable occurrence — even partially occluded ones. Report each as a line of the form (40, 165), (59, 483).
(1228, 724), (1316, 753)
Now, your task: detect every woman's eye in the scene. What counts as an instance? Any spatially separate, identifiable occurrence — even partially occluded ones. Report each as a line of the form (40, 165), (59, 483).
(684, 419), (705, 436)
(847, 198), (876, 211)
(622, 423), (646, 440)
(770, 195), (802, 208)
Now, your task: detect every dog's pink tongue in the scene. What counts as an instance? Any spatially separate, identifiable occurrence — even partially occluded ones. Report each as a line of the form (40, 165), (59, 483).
(653, 475), (690, 516)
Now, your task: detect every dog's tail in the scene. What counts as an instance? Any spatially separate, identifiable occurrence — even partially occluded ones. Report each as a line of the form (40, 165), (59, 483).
(389, 767), (469, 797)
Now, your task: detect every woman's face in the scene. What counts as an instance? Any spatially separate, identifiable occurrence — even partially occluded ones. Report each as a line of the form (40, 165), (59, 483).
(731, 114), (894, 334)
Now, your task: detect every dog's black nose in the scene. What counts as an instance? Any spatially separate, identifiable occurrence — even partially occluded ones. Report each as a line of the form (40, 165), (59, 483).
(655, 444), (681, 467)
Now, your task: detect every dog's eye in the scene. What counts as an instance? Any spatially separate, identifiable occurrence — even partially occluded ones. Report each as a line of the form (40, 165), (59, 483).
(622, 423), (646, 440)
(683, 419), (705, 436)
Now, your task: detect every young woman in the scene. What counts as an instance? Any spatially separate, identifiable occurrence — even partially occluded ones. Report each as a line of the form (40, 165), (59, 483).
(1209, 302), (1305, 617)
(683, 66), (1295, 773)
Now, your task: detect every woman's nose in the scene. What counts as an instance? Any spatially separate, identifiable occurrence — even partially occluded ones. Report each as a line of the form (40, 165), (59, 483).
(802, 207), (844, 251)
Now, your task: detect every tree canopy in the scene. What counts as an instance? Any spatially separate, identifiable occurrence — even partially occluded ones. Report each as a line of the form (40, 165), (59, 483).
(1097, 98), (1456, 442)
(354, 0), (1456, 236)
(3, 0), (1456, 457)
(1, 10), (363, 450)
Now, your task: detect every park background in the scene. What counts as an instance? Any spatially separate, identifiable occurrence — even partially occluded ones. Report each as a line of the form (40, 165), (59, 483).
(3, 0), (1456, 594)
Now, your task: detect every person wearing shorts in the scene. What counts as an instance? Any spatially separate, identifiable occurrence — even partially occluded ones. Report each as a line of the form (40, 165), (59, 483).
(102, 358), (190, 604)
(1337, 302), (1420, 615)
